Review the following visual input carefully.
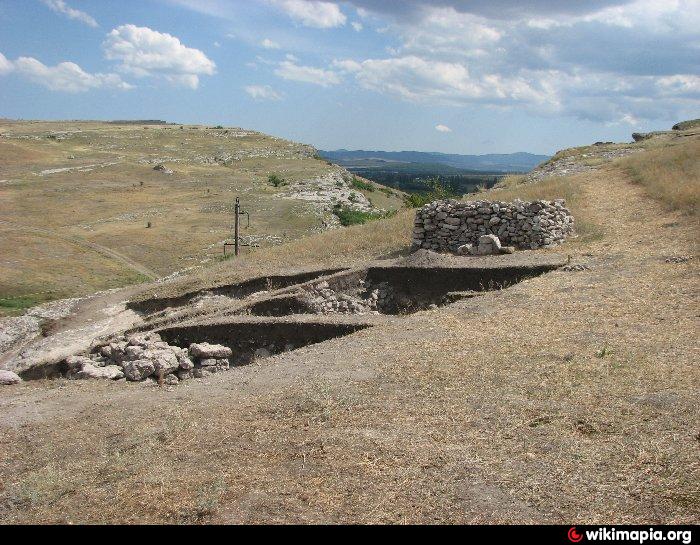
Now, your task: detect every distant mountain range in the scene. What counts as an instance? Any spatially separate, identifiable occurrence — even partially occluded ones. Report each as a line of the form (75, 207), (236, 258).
(318, 149), (550, 173)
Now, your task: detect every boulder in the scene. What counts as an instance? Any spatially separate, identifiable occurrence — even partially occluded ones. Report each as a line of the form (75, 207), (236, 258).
(189, 342), (232, 360)
(456, 244), (473, 256)
(122, 359), (156, 382)
(65, 355), (95, 371)
(177, 351), (194, 370)
(0, 370), (22, 385)
(73, 364), (124, 380)
(145, 349), (180, 376)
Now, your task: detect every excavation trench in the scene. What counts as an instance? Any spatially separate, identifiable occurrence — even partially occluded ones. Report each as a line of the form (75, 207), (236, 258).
(157, 319), (373, 366)
(19, 259), (563, 382)
(236, 263), (560, 317)
(127, 267), (347, 315)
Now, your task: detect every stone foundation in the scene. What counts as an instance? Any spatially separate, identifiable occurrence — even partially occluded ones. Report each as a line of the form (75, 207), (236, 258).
(412, 199), (574, 253)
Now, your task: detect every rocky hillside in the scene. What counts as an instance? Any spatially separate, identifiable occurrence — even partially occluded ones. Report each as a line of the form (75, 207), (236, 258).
(0, 120), (404, 315)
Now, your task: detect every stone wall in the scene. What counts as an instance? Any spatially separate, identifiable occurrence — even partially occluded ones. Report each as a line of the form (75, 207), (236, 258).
(412, 199), (574, 253)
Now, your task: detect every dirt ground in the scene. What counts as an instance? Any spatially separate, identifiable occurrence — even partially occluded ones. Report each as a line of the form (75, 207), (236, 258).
(0, 156), (698, 523)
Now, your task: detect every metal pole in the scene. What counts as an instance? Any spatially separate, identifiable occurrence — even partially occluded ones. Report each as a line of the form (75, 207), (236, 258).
(234, 197), (240, 256)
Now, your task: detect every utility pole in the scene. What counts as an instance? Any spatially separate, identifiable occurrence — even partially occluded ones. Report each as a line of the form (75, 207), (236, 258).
(234, 197), (240, 256)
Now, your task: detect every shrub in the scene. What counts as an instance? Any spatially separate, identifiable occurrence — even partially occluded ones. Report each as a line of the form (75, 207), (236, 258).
(403, 177), (457, 208)
(351, 176), (375, 192)
(267, 174), (287, 187)
(332, 205), (384, 226)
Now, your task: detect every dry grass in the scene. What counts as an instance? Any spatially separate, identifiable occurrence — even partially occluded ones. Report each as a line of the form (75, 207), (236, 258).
(0, 120), (404, 306)
(0, 132), (698, 525)
(618, 137), (699, 217)
(149, 209), (415, 298)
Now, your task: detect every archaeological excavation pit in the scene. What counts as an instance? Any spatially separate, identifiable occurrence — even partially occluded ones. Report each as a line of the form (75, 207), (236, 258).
(156, 318), (375, 366)
(234, 261), (563, 318)
(13, 255), (566, 385)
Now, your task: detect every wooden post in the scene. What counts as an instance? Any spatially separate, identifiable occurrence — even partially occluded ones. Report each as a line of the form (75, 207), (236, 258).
(234, 197), (240, 256)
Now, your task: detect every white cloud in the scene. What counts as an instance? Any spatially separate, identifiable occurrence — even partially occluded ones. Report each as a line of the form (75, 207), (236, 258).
(261, 38), (281, 49)
(245, 84), (283, 101)
(329, 1), (700, 123)
(351, 21), (363, 31)
(42, 0), (98, 28)
(274, 60), (341, 86)
(271, 0), (347, 28)
(2, 54), (132, 93)
(103, 24), (216, 89)
(0, 52), (14, 75)
(435, 124), (452, 132)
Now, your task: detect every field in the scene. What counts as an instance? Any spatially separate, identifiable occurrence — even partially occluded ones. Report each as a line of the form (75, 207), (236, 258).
(0, 121), (403, 315)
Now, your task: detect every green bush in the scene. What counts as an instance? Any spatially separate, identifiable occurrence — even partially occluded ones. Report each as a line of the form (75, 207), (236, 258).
(267, 174), (287, 187)
(403, 177), (457, 208)
(351, 176), (375, 192)
(332, 205), (385, 226)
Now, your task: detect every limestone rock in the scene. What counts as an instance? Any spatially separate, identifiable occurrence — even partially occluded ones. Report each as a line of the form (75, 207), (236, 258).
(73, 363), (124, 380)
(189, 342), (232, 360)
(0, 370), (22, 385)
(122, 359), (156, 382)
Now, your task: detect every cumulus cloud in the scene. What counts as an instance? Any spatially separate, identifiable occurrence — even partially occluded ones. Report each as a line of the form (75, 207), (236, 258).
(245, 84), (283, 100)
(42, 0), (98, 28)
(351, 21), (363, 31)
(0, 52), (132, 92)
(261, 38), (281, 49)
(435, 124), (452, 132)
(343, 1), (636, 20)
(0, 52), (14, 75)
(274, 60), (341, 86)
(328, 0), (700, 123)
(103, 24), (216, 89)
(271, 0), (347, 28)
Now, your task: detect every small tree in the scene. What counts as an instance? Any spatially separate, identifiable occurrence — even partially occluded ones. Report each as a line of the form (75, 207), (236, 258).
(267, 174), (286, 187)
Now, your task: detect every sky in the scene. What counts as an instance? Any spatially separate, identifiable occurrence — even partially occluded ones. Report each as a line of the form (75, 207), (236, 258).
(0, 0), (698, 154)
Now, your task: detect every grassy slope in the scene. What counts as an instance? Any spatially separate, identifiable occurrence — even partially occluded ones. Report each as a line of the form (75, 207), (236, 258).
(0, 134), (697, 524)
(0, 121), (404, 315)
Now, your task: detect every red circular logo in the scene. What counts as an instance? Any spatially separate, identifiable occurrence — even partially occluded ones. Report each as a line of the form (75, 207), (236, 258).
(568, 527), (584, 543)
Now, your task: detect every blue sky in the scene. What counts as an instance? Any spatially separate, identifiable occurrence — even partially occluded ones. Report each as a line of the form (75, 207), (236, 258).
(0, 0), (698, 154)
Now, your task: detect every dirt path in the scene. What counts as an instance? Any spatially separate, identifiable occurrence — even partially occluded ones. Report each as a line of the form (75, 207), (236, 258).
(0, 163), (697, 524)
(0, 220), (158, 280)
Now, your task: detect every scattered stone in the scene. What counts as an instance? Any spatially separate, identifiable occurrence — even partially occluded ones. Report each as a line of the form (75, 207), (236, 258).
(0, 370), (22, 385)
(61, 335), (235, 387)
(664, 255), (692, 264)
(561, 264), (590, 272)
(153, 164), (173, 174)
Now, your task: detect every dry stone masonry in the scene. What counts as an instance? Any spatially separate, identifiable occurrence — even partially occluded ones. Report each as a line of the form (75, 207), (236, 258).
(412, 199), (574, 253)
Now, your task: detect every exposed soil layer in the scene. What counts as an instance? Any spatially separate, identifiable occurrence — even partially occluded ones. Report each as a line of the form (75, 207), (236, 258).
(157, 318), (374, 365)
(237, 262), (562, 317)
(127, 267), (347, 314)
